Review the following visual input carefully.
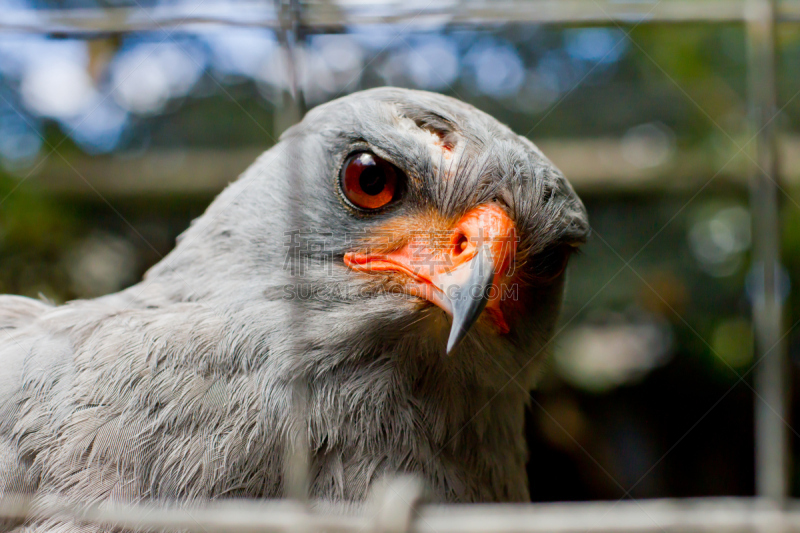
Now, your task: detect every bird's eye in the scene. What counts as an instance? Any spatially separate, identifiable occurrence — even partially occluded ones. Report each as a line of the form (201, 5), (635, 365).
(530, 245), (573, 282)
(340, 152), (401, 211)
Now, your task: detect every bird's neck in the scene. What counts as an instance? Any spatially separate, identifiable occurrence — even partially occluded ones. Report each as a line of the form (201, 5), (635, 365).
(303, 357), (531, 503)
(99, 287), (533, 503)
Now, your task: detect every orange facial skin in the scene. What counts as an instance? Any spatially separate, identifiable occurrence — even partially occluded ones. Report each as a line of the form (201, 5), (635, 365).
(344, 204), (517, 334)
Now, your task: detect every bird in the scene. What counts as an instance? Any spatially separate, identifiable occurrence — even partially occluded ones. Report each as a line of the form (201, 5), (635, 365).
(0, 87), (589, 531)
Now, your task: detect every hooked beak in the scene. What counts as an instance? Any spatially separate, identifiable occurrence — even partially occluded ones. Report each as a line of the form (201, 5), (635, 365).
(344, 204), (517, 355)
(436, 245), (496, 353)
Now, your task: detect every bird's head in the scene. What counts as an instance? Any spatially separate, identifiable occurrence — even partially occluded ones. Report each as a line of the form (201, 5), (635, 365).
(155, 87), (589, 380)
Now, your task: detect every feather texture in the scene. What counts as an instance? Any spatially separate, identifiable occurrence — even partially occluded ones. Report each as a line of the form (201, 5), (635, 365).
(0, 88), (588, 532)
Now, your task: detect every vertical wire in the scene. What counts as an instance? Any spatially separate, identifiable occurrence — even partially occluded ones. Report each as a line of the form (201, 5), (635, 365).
(276, 0), (311, 505)
(746, 0), (789, 500)
(276, 0), (306, 133)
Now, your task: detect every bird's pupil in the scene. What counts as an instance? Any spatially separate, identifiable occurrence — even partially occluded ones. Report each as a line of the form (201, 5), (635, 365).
(359, 167), (386, 196)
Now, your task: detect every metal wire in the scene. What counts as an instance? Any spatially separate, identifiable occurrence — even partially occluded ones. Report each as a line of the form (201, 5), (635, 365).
(276, 0), (311, 505)
(2, 493), (800, 533)
(5, 0), (800, 37)
(747, 0), (789, 501)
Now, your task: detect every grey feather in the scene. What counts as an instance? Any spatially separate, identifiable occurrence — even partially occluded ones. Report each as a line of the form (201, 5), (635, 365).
(0, 88), (588, 531)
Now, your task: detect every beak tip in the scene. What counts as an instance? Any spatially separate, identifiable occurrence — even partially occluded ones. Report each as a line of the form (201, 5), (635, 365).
(443, 246), (495, 356)
(445, 330), (461, 356)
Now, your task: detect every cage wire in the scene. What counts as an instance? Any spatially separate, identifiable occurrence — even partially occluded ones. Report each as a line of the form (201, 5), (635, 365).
(0, 0), (792, 531)
(278, 0), (312, 506)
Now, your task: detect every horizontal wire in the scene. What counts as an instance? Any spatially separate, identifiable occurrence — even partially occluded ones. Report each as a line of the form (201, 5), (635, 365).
(2, 0), (800, 36)
(2, 494), (800, 533)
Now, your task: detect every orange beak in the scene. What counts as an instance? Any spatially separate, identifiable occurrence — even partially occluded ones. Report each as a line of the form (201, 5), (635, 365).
(344, 204), (517, 354)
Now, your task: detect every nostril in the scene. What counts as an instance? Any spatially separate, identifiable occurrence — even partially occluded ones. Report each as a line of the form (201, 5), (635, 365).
(453, 232), (469, 257)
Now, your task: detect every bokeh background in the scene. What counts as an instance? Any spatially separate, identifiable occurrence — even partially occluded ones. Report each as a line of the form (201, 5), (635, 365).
(1, 0), (798, 502)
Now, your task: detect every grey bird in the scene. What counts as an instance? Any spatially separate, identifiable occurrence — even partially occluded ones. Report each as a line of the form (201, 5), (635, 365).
(0, 87), (589, 531)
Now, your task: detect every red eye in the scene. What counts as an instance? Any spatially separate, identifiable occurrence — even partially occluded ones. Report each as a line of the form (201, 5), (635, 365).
(340, 152), (399, 210)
